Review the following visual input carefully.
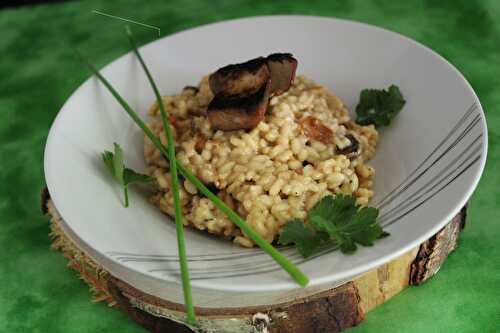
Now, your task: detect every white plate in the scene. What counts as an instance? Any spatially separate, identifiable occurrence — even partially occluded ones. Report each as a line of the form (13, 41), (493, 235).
(44, 16), (487, 307)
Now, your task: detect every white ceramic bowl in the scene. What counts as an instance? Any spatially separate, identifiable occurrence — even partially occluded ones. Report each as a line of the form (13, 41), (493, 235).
(44, 16), (487, 308)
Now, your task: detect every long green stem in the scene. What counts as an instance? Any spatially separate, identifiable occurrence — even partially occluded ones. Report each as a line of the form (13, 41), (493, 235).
(126, 27), (196, 325)
(76, 49), (309, 287)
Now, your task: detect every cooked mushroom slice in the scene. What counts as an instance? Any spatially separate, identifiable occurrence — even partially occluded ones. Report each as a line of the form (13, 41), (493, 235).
(299, 116), (333, 144)
(266, 53), (298, 96)
(337, 134), (361, 158)
(207, 81), (271, 131)
(209, 57), (270, 96)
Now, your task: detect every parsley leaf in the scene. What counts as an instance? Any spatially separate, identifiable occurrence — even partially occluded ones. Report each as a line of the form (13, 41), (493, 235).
(102, 143), (153, 207)
(102, 151), (115, 176)
(279, 194), (389, 257)
(123, 168), (154, 185)
(309, 195), (358, 230)
(355, 85), (405, 127)
(113, 143), (124, 184)
(279, 219), (328, 258)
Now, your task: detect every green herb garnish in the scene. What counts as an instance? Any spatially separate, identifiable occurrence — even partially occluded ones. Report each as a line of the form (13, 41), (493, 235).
(355, 85), (405, 127)
(279, 195), (389, 257)
(125, 27), (196, 325)
(102, 142), (153, 207)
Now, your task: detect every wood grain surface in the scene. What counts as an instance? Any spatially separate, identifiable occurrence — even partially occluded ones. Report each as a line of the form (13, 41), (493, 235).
(43, 188), (467, 333)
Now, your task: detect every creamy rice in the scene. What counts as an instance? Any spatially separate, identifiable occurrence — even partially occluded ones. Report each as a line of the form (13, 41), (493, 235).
(144, 75), (378, 247)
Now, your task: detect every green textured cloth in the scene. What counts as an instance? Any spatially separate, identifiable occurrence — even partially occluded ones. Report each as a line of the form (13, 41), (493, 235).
(1, 1), (499, 332)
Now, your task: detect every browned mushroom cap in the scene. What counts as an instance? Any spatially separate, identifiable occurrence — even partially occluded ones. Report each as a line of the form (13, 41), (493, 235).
(209, 57), (270, 96)
(337, 134), (361, 159)
(207, 81), (271, 131)
(266, 53), (298, 96)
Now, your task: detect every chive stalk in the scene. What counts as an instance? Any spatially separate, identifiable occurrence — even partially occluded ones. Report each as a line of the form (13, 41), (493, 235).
(76, 46), (309, 287)
(125, 27), (196, 325)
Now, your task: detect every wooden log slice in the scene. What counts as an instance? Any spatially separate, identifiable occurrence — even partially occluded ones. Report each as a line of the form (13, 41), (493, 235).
(42, 188), (467, 333)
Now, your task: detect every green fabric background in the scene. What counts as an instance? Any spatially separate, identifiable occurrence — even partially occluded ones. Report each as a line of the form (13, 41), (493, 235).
(0, 0), (499, 332)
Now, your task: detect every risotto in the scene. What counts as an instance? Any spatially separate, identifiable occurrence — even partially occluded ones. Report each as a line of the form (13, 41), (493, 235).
(144, 75), (378, 247)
